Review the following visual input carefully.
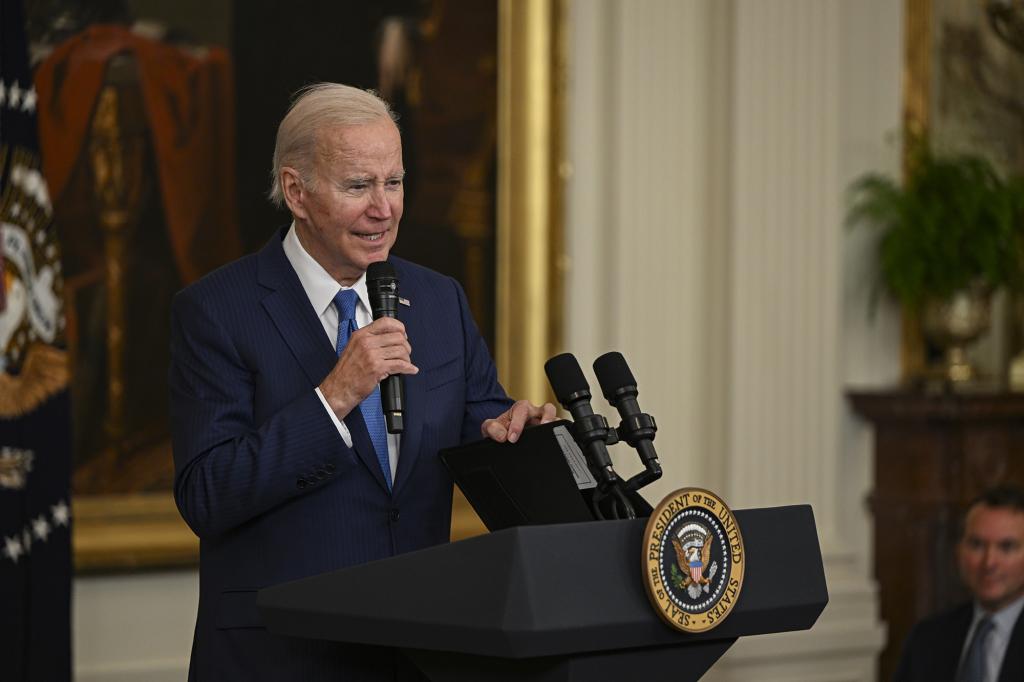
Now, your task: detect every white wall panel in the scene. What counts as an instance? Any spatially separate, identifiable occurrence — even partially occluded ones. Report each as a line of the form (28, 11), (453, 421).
(566, 0), (900, 679)
(566, 0), (732, 496)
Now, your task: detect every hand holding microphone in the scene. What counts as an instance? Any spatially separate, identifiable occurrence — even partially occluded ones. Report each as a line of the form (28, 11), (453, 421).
(318, 262), (417, 427)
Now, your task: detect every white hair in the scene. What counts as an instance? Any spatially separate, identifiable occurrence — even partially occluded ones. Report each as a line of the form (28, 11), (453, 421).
(268, 83), (398, 207)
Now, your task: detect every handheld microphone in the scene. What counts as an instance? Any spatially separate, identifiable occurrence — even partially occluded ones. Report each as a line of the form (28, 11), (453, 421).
(543, 353), (619, 488)
(593, 352), (662, 491)
(366, 261), (404, 434)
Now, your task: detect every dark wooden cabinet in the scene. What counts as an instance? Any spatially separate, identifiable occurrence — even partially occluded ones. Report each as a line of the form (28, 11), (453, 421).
(848, 391), (1024, 682)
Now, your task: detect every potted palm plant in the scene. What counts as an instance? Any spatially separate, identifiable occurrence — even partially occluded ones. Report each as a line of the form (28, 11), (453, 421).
(847, 138), (1024, 382)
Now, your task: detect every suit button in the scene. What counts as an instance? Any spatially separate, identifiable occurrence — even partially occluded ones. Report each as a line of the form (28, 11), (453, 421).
(297, 478), (308, 489)
(389, 508), (400, 522)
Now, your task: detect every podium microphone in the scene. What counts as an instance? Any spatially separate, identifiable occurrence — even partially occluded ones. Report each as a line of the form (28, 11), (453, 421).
(543, 353), (620, 489)
(366, 261), (404, 434)
(593, 352), (662, 492)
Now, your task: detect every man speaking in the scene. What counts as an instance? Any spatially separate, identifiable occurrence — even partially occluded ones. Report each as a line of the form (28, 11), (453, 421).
(169, 83), (554, 681)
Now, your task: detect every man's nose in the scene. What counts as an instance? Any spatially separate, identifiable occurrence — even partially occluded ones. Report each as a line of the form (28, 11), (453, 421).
(367, 185), (392, 218)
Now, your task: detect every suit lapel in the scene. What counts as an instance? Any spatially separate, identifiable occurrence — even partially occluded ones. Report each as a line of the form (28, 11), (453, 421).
(256, 229), (389, 493)
(257, 230), (335, 386)
(344, 406), (389, 492)
(946, 606), (973, 676)
(998, 604), (1024, 682)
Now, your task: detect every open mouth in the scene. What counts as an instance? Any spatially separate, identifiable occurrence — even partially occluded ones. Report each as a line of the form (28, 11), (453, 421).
(354, 231), (387, 242)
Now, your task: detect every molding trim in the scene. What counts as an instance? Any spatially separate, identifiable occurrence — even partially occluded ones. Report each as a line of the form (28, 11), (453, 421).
(75, 659), (189, 682)
(73, 493), (197, 572)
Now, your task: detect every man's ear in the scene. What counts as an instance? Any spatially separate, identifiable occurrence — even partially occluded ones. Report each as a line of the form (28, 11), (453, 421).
(281, 167), (308, 220)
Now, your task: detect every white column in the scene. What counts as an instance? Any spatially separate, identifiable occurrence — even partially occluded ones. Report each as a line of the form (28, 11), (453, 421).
(565, 0), (732, 496)
(728, 0), (845, 549)
(566, 0), (898, 679)
(712, 1), (896, 679)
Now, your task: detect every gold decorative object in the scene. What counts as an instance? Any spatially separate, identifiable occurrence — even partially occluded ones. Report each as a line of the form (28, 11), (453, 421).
(87, 71), (149, 454)
(1010, 297), (1024, 391)
(1009, 352), (1024, 390)
(920, 286), (992, 383)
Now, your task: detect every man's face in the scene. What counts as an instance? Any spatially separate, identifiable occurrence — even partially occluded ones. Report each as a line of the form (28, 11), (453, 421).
(290, 118), (404, 285)
(958, 504), (1024, 612)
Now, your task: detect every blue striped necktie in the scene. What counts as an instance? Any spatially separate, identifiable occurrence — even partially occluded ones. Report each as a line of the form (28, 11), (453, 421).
(957, 616), (993, 682)
(334, 289), (392, 490)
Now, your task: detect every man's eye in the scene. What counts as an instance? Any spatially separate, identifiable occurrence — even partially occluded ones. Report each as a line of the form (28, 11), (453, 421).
(348, 184), (368, 192)
(386, 179), (403, 189)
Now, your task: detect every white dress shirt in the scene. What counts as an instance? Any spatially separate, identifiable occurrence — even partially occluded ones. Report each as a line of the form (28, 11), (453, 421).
(281, 223), (399, 481)
(960, 594), (1024, 682)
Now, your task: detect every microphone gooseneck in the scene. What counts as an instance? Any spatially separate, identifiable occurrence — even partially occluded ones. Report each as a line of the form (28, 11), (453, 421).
(544, 353), (634, 520)
(544, 354), (616, 484)
(593, 351), (662, 492)
(366, 261), (404, 434)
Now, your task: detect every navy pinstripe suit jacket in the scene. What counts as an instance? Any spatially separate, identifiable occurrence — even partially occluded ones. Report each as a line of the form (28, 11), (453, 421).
(169, 228), (511, 681)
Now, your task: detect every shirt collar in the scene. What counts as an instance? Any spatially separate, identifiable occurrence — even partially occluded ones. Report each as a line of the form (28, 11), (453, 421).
(974, 593), (1024, 632)
(282, 222), (369, 316)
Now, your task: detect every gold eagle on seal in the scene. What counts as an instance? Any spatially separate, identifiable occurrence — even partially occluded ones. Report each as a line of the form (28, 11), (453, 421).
(671, 522), (713, 588)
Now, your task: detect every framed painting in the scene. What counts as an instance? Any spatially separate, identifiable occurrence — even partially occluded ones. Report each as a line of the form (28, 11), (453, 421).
(44, 0), (563, 570)
(901, 0), (1024, 381)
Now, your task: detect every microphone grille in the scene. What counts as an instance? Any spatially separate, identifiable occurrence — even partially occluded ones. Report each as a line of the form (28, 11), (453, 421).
(593, 352), (637, 400)
(544, 353), (590, 403)
(366, 260), (396, 282)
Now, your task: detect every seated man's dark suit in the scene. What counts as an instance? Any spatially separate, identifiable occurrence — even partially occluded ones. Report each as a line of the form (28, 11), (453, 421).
(893, 602), (1024, 682)
(169, 228), (511, 681)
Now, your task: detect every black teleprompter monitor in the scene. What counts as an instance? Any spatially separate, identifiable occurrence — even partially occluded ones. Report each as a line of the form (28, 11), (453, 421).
(440, 419), (597, 530)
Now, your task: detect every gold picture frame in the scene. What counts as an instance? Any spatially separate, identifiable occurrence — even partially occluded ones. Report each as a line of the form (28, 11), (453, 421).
(900, 0), (933, 379)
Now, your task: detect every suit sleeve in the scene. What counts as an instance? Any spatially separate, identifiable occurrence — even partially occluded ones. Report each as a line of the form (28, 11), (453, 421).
(892, 640), (912, 682)
(892, 621), (922, 682)
(449, 277), (513, 443)
(169, 289), (351, 539)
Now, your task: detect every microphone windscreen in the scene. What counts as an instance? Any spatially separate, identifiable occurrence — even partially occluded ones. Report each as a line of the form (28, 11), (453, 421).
(593, 352), (637, 400)
(544, 353), (590, 402)
(366, 260), (396, 283)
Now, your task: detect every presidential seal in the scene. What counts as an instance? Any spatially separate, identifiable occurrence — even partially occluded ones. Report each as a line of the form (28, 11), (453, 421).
(642, 488), (745, 633)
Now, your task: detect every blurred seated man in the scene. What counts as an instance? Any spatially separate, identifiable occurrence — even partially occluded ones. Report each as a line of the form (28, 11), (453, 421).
(894, 485), (1024, 682)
